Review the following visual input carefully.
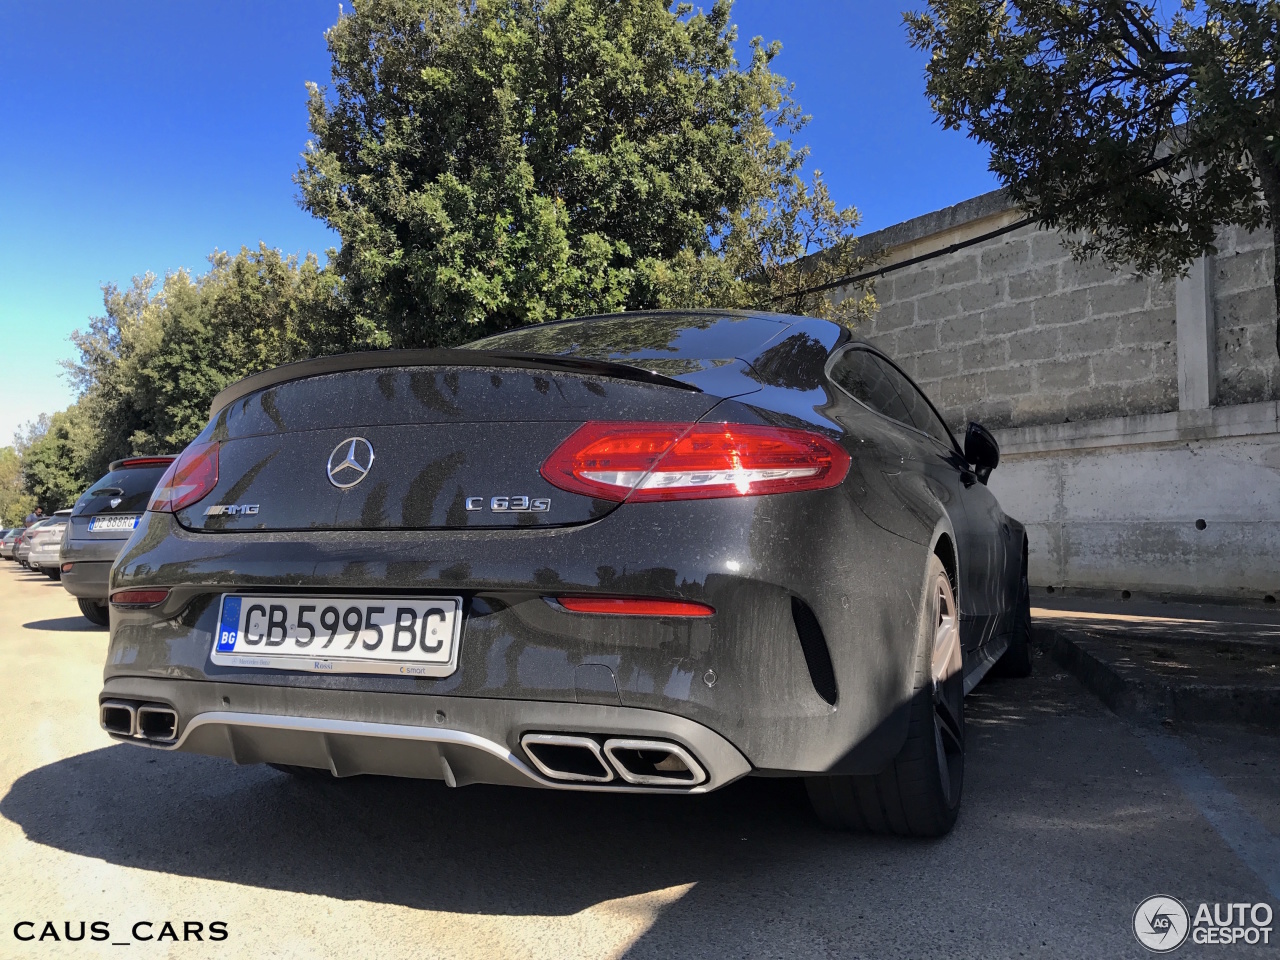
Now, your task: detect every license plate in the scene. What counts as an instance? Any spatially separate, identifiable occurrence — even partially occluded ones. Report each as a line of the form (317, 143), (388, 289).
(210, 595), (463, 677)
(89, 515), (140, 532)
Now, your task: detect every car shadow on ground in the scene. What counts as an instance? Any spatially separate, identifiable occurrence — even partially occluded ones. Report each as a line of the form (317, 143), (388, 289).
(0, 671), (1198, 957)
(22, 617), (96, 631)
(3, 737), (833, 917)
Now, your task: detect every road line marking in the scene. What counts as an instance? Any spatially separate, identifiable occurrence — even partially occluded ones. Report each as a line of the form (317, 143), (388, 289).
(1137, 728), (1280, 901)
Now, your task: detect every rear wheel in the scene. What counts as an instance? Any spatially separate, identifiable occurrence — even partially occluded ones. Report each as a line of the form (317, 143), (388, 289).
(991, 570), (1033, 678)
(77, 599), (110, 627)
(806, 554), (964, 837)
(45, 568), (61, 581)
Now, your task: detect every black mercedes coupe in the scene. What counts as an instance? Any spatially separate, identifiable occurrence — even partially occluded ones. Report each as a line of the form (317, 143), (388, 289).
(100, 310), (1031, 837)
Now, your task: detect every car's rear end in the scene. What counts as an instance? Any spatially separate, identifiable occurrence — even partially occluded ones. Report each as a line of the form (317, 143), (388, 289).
(0, 529), (17, 559)
(100, 314), (927, 797)
(27, 513), (71, 575)
(61, 457), (175, 622)
(14, 523), (43, 566)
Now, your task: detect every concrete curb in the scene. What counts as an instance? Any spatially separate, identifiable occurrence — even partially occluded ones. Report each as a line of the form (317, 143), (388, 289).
(1032, 624), (1280, 729)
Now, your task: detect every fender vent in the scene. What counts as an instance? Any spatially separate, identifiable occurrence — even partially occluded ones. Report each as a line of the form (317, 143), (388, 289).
(791, 597), (838, 706)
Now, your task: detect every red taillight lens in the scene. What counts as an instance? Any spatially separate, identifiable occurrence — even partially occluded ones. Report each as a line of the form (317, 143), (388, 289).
(556, 597), (715, 617)
(110, 589), (170, 607)
(541, 421), (851, 502)
(148, 442), (219, 513)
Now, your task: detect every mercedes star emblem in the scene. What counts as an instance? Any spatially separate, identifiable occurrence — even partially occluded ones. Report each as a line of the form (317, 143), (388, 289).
(326, 437), (376, 489)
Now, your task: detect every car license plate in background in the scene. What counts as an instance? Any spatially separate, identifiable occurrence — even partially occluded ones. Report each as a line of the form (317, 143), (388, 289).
(89, 515), (140, 532)
(211, 595), (462, 677)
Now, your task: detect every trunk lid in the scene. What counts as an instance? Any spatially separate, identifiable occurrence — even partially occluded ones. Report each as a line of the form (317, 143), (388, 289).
(180, 365), (729, 533)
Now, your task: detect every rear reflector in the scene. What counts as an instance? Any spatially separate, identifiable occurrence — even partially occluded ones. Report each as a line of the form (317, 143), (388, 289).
(149, 442), (219, 513)
(61, 562), (74, 573)
(541, 421), (850, 502)
(555, 597), (715, 617)
(110, 589), (170, 607)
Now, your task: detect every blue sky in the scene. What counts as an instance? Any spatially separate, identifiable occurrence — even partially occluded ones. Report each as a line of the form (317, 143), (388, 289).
(0, 0), (997, 445)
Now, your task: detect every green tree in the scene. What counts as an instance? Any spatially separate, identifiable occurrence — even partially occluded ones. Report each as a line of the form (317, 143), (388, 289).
(15, 410), (93, 512)
(906, 1), (1280, 360)
(66, 245), (363, 477)
(0, 447), (36, 525)
(298, 0), (874, 346)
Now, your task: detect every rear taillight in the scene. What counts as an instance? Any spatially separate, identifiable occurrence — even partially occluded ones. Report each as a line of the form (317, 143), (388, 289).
(556, 597), (715, 617)
(541, 421), (851, 502)
(148, 442), (219, 513)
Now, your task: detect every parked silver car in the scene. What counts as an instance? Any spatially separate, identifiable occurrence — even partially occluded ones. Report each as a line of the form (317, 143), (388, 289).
(24, 511), (72, 576)
(13, 522), (44, 566)
(0, 529), (20, 560)
(26, 512), (72, 578)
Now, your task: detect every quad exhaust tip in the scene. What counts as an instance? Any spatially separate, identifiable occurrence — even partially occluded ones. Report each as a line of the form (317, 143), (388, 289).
(100, 700), (136, 737)
(100, 700), (179, 743)
(520, 733), (707, 788)
(603, 738), (706, 786)
(521, 734), (614, 783)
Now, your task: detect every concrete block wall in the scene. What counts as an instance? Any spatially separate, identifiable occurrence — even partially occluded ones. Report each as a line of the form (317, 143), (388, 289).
(834, 193), (1278, 602)
(844, 192), (1277, 434)
(855, 222), (1180, 432)
(1214, 224), (1279, 406)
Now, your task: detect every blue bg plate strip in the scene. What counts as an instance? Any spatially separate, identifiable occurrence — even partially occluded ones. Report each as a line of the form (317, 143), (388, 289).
(216, 596), (242, 652)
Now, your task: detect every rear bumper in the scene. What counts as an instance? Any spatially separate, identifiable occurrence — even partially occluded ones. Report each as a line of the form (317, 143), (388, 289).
(107, 495), (931, 778)
(28, 545), (61, 567)
(60, 560), (112, 600)
(99, 676), (752, 793)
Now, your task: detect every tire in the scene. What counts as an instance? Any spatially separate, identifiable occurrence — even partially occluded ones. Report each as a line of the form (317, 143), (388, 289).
(990, 571), (1033, 678)
(45, 569), (61, 581)
(806, 554), (964, 838)
(78, 598), (110, 627)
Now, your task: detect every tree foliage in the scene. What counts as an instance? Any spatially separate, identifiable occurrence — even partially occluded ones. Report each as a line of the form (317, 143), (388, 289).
(298, 0), (874, 346)
(0, 447), (36, 525)
(22, 246), (361, 503)
(906, 0), (1280, 358)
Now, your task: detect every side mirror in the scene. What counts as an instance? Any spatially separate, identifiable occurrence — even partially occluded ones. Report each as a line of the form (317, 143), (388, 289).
(964, 422), (1000, 484)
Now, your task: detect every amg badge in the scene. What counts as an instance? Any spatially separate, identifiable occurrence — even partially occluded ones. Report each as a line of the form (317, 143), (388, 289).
(204, 504), (260, 516)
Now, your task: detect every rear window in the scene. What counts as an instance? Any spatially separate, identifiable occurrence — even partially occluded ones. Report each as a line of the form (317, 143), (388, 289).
(463, 313), (787, 376)
(73, 465), (171, 517)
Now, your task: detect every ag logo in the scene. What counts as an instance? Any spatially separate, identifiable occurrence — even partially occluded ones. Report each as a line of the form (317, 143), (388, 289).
(1134, 895), (1190, 953)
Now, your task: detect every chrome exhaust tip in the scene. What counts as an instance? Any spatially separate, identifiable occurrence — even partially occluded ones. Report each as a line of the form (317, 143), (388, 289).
(100, 700), (137, 738)
(136, 704), (179, 743)
(603, 739), (707, 787)
(520, 733), (614, 783)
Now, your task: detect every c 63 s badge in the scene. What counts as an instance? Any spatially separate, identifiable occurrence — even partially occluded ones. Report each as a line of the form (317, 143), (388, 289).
(466, 496), (551, 513)
(205, 504), (260, 516)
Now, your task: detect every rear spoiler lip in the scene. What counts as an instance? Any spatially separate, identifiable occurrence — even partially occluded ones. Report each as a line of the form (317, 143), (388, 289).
(208, 348), (703, 416)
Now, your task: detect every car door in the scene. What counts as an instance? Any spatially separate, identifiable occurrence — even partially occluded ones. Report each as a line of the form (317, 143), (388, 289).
(866, 354), (1009, 650)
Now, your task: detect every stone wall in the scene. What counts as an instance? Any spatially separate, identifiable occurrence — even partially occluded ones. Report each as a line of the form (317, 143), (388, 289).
(1214, 223), (1280, 406)
(839, 191), (1277, 433)
(833, 192), (1279, 602)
